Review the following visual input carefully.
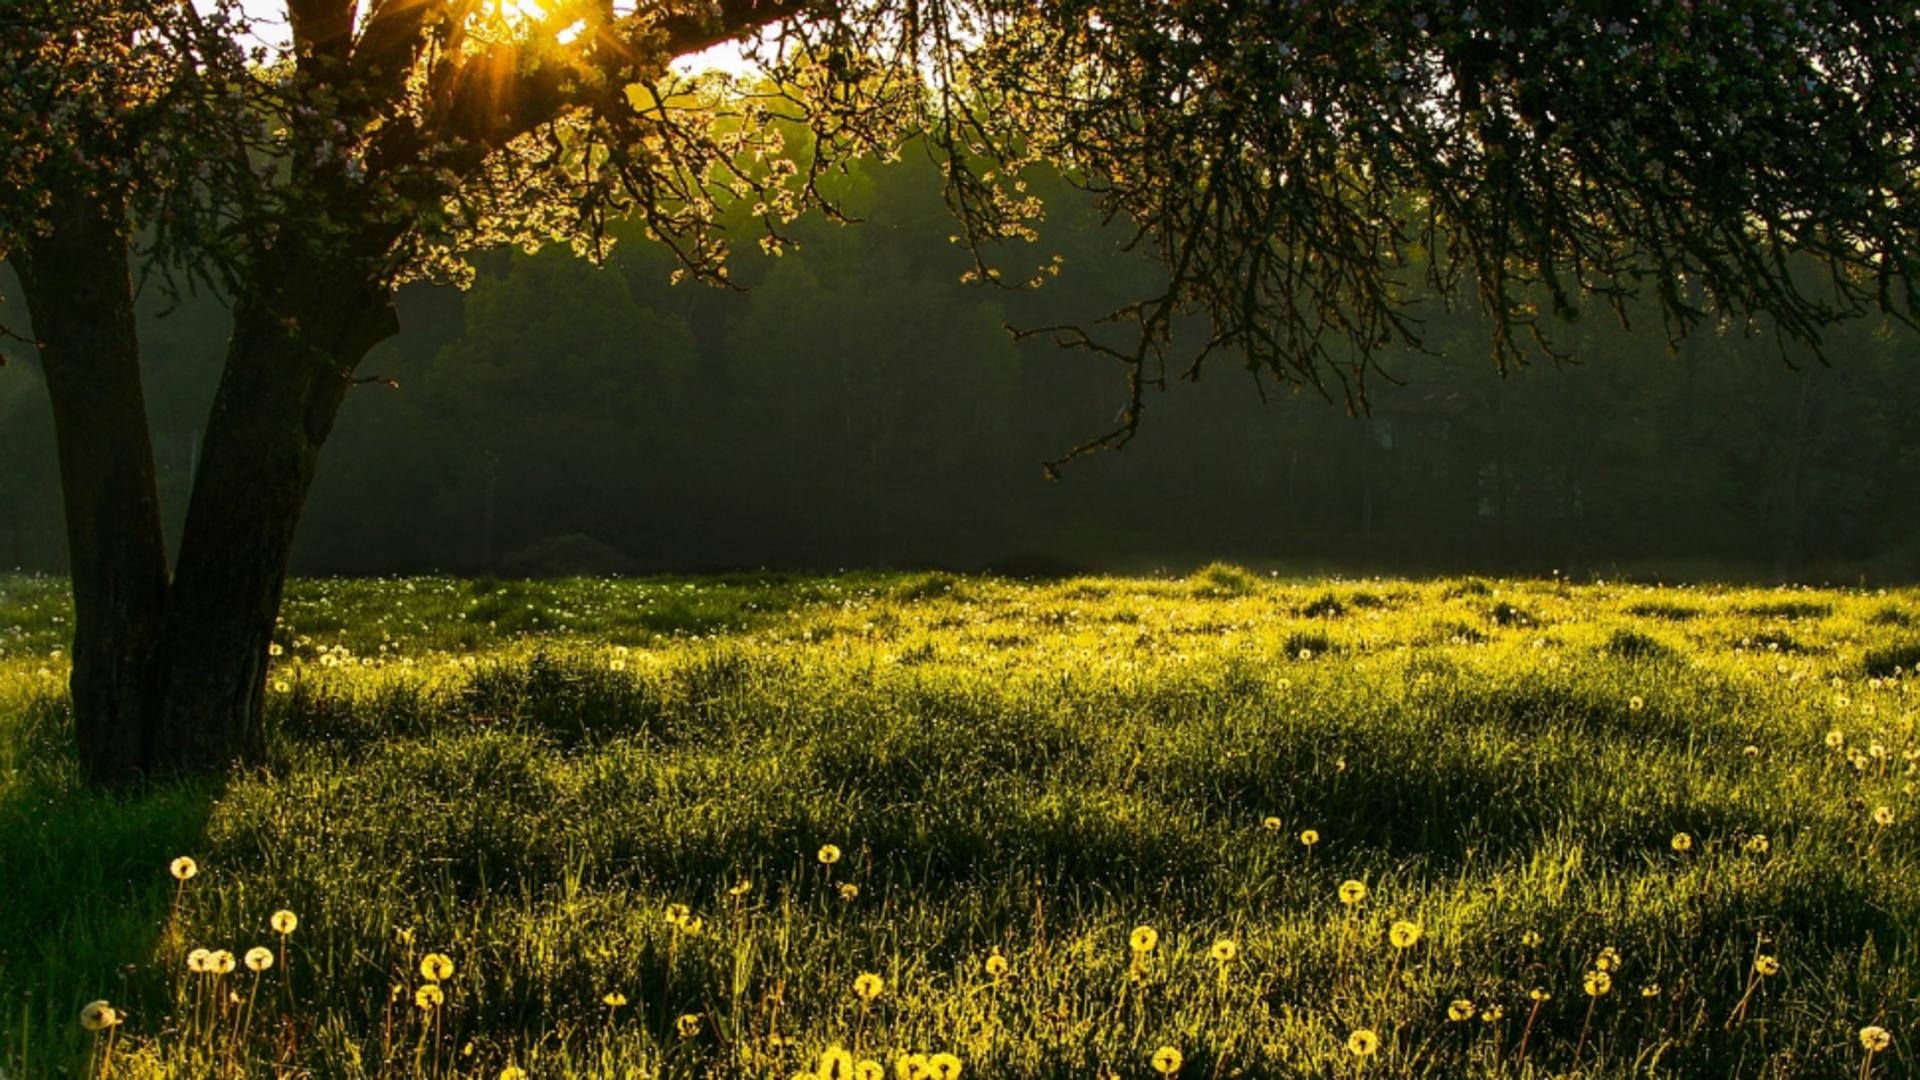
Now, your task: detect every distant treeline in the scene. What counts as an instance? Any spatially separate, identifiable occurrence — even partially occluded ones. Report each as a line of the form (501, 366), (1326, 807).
(5, 153), (1919, 581)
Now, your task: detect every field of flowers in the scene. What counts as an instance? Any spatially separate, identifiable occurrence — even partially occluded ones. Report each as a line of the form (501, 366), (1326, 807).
(1, 567), (1915, 1078)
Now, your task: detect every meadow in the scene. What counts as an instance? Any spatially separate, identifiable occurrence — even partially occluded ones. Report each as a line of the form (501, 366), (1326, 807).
(1, 567), (1915, 1078)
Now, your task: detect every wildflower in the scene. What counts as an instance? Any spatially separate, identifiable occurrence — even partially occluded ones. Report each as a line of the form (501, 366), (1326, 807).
(1671, 832), (1693, 852)
(676, 1013), (701, 1037)
(1584, 970), (1612, 996)
(602, 992), (628, 1007)
(926, 1053), (962, 1079)
(420, 953), (454, 982)
(818, 1046), (856, 1079)
(1481, 1005), (1505, 1022)
(1209, 939), (1238, 963)
(855, 1063), (885, 1080)
(1151, 1046), (1184, 1074)
(818, 844), (842, 865)
(728, 879), (753, 897)
(268, 642), (284, 656)
(1629, 695), (1645, 711)
(1521, 930), (1543, 948)
(170, 857), (198, 882)
(499, 1068), (527, 1080)
(665, 903), (690, 925)
(1347, 1028), (1380, 1056)
(244, 946), (274, 972)
(1299, 829), (1320, 847)
(1339, 879), (1368, 905)
(187, 948), (212, 973)
(273, 680), (291, 693)
(1448, 999), (1475, 1021)
(1873, 805), (1895, 827)
(415, 984), (444, 1010)
(1827, 729), (1846, 749)
(853, 972), (885, 1001)
(839, 883), (861, 901)
(78, 1000), (120, 1031)
(1753, 955), (1780, 977)
(1389, 920), (1422, 949)
(893, 1054), (930, 1079)
(1744, 744), (1760, 757)
(1745, 834), (1770, 855)
(270, 910), (298, 935)
(681, 916), (705, 936)
(1641, 983), (1661, 998)
(1860, 1025), (1892, 1052)
(209, 950), (236, 974)
(1595, 946), (1621, 972)
(1130, 926), (1159, 954)
(1529, 987), (1552, 1002)
(984, 951), (1009, 978)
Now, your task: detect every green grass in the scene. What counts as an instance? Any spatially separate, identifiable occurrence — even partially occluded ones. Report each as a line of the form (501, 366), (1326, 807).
(2, 571), (1916, 1078)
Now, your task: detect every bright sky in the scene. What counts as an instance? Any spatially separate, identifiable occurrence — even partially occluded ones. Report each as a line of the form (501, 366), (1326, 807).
(212, 1), (755, 75)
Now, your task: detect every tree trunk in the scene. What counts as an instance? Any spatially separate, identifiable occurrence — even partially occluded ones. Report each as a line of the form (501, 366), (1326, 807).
(146, 264), (397, 773)
(14, 196), (171, 785)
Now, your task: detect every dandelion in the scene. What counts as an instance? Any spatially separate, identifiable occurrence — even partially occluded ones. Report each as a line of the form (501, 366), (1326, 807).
(187, 948), (212, 973)
(665, 903), (691, 925)
(1529, 987), (1552, 1002)
(1448, 999), (1475, 1021)
(1671, 832), (1693, 852)
(420, 953), (454, 982)
(79, 1000), (120, 1031)
(244, 946), (274, 972)
(1746, 834), (1770, 855)
(818, 844), (842, 865)
(894, 1053), (930, 1079)
(209, 950), (236, 974)
(499, 1068), (527, 1080)
(853, 972), (885, 1001)
(1753, 955), (1780, 976)
(270, 909), (298, 935)
(1339, 879), (1368, 905)
(1299, 829), (1320, 848)
(1828, 729), (1846, 749)
(1262, 815), (1283, 832)
(1209, 939), (1238, 963)
(854, 1063), (884, 1080)
(414, 984), (444, 1010)
(839, 882), (861, 901)
(1629, 695), (1645, 711)
(1521, 930), (1543, 948)
(1872, 805), (1894, 827)
(1389, 920), (1422, 949)
(170, 857), (198, 882)
(984, 951), (1010, 978)
(273, 680), (290, 693)
(1347, 1029), (1379, 1057)
(926, 1053), (962, 1080)
(681, 916), (704, 936)
(818, 1046), (855, 1080)
(1641, 983), (1662, 998)
(1151, 1046), (1184, 1074)
(676, 1013), (701, 1037)
(1595, 946), (1621, 972)
(1584, 970), (1612, 996)
(1481, 1005), (1505, 1022)
(1130, 925), (1159, 954)
(602, 992), (628, 1008)
(1860, 1025), (1891, 1052)
(1744, 744), (1760, 757)
(729, 879), (753, 897)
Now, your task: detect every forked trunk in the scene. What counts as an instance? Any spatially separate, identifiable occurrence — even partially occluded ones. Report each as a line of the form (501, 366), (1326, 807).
(14, 196), (170, 784)
(146, 266), (397, 773)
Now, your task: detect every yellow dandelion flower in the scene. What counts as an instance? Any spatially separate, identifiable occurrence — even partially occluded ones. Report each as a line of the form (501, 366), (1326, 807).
(187, 948), (212, 973)
(676, 1013), (701, 1037)
(78, 1000), (119, 1031)
(1671, 832), (1693, 852)
(273, 680), (291, 693)
(1261, 816), (1283, 832)
(270, 909), (298, 935)
(169, 857), (198, 882)
(1873, 805), (1894, 827)
(1744, 744), (1760, 757)
(1745, 834), (1770, 854)
(1629, 695), (1645, 711)
(1481, 1005), (1505, 1022)
(664, 903), (690, 925)
(602, 992), (628, 1008)
(415, 984), (444, 1010)
(1521, 930), (1543, 948)
(1583, 970), (1612, 996)
(1448, 998), (1475, 1021)
(893, 1053), (930, 1080)
(852, 972), (885, 1001)
(499, 1068), (527, 1080)
(420, 953), (454, 982)
(1150, 1046), (1183, 1074)
(1753, 955), (1780, 977)
(817, 1046), (856, 1080)
(1827, 729), (1846, 749)
(1641, 983), (1661, 998)
(1299, 829), (1320, 847)
(1129, 926), (1159, 953)
(244, 946), (274, 973)
(728, 879), (753, 897)
(1860, 1025), (1892, 1052)
(855, 1062), (885, 1080)
(1529, 987), (1552, 1002)
(1389, 920), (1422, 949)
(1339, 879), (1368, 905)
(1595, 946), (1621, 972)
(984, 951), (1010, 978)
(680, 916), (704, 936)
(926, 1053), (962, 1080)
(839, 883), (860, 901)
(817, 844), (842, 865)
(1209, 939), (1238, 963)
(1347, 1028), (1380, 1057)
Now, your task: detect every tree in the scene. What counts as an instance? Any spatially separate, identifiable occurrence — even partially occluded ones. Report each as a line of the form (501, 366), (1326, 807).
(4, 0), (1916, 782)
